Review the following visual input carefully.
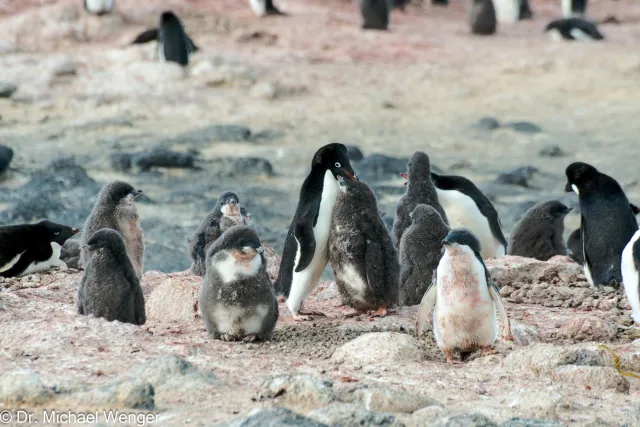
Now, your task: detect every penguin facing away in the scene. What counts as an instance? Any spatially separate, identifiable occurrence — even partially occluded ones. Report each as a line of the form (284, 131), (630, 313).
(399, 204), (450, 306)
(328, 179), (399, 316)
(393, 152), (448, 249)
(545, 18), (604, 41)
(200, 226), (278, 342)
(621, 230), (640, 325)
(0, 221), (79, 277)
(416, 228), (513, 364)
(77, 228), (146, 325)
(565, 162), (638, 287)
(158, 11), (197, 66)
(131, 26), (199, 53)
(84, 0), (115, 16)
(359, 0), (390, 31)
(274, 143), (358, 321)
(430, 172), (507, 259)
(508, 200), (572, 261)
(562, 0), (587, 18)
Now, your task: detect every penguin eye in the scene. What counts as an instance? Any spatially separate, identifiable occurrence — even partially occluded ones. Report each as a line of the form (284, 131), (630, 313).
(334, 162), (341, 168)
(54, 232), (60, 235)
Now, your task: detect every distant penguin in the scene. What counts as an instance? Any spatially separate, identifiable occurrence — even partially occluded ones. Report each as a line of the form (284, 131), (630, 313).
(399, 205), (450, 306)
(249, 0), (286, 16)
(430, 172), (507, 259)
(77, 228), (146, 325)
(565, 162), (638, 287)
(275, 143), (357, 321)
(0, 221), (79, 277)
(545, 18), (604, 41)
(158, 11), (198, 66)
(359, 0), (390, 30)
(508, 201), (572, 261)
(189, 192), (244, 277)
(81, 181), (144, 278)
(567, 228), (583, 265)
(415, 228), (513, 363)
(200, 226), (278, 342)
(432, 0), (449, 5)
(393, 152), (448, 249)
(468, 0), (497, 35)
(519, 0), (533, 19)
(562, 0), (587, 18)
(621, 230), (640, 325)
(84, 0), (115, 16)
(131, 26), (199, 53)
(328, 179), (399, 316)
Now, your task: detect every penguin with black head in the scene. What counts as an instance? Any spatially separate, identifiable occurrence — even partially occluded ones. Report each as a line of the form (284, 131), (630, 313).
(565, 162), (638, 287)
(275, 143), (357, 320)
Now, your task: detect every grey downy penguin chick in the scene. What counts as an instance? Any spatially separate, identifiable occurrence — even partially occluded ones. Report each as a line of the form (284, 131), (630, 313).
(399, 205), (450, 306)
(621, 229), (640, 326)
(393, 151), (447, 248)
(77, 228), (146, 325)
(275, 143), (357, 321)
(200, 226), (278, 342)
(468, 0), (497, 35)
(416, 228), (513, 364)
(81, 181), (144, 278)
(565, 162), (638, 287)
(359, 0), (390, 30)
(188, 192), (243, 277)
(508, 200), (572, 261)
(328, 179), (399, 316)
(0, 220), (79, 277)
(430, 172), (507, 259)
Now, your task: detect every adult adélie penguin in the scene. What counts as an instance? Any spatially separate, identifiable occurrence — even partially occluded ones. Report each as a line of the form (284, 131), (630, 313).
(275, 143), (358, 321)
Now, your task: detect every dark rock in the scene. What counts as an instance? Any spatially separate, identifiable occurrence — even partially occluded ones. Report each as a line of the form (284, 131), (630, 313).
(61, 239), (81, 269)
(449, 160), (473, 170)
(495, 166), (538, 188)
(502, 419), (562, 427)
(209, 157), (274, 177)
(142, 219), (191, 273)
(110, 153), (133, 171)
(221, 407), (327, 427)
(357, 154), (409, 182)
(0, 145), (14, 174)
(251, 129), (283, 141)
(0, 369), (54, 405)
(435, 413), (497, 427)
(307, 403), (400, 427)
(473, 117), (500, 130)
(132, 149), (196, 171)
(0, 82), (17, 98)
(346, 145), (365, 162)
(538, 145), (565, 157)
(167, 124), (252, 146)
(506, 122), (542, 134)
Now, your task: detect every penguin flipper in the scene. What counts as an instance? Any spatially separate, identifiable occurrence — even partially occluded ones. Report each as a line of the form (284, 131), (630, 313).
(630, 203), (640, 216)
(131, 28), (159, 45)
(77, 272), (86, 315)
(185, 34), (199, 53)
(134, 288), (146, 325)
(364, 240), (385, 298)
(0, 250), (25, 273)
(415, 271), (437, 337)
(293, 199), (320, 273)
(487, 277), (512, 340)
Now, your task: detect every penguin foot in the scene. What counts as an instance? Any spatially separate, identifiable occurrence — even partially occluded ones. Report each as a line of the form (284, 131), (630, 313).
(369, 307), (389, 317)
(445, 352), (462, 365)
(277, 295), (286, 303)
(298, 309), (327, 317)
(242, 334), (259, 343)
(291, 313), (312, 321)
(501, 331), (514, 341)
(480, 346), (493, 356)
(220, 333), (238, 342)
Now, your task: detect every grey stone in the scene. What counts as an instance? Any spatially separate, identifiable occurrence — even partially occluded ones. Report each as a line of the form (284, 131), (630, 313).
(132, 149), (196, 171)
(495, 166), (538, 187)
(0, 369), (53, 405)
(434, 413), (497, 427)
(352, 386), (440, 413)
(60, 239), (81, 269)
(110, 152), (133, 171)
(332, 332), (424, 365)
(220, 407), (327, 427)
(307, 403), (402, 427)
(538, 145), (564, 157)
(0, 81), (17, 98)
(501, 419), (562, 427)
(346, 145), (365, 162)
(209, 157), (274, 177)
(473, 117), (500, 130)
(72, 378), (155, 410)
(504, 344), (610, 376)
(0, 145), (13, 174)
(51, 58), (77, 77)
(357, 154), (409, 182)
(255, 374), (335, 408)
(552, 366), (629, 393)
(167, 124), (252, 146)
(506, 122), (542, 133)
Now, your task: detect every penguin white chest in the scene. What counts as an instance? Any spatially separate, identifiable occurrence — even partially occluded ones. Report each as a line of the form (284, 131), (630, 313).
(249, 0), (267, 16)
(433, 251), (496, 350)
(621, 230), (640, 324)
(436, 189), (503, 258)
(20, 242), (62, 276)
(85, 0), (114, 13)
(214, 252), (263, 284)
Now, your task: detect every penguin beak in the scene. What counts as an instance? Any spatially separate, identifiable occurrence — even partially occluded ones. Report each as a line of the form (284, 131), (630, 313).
(563, 182), (572, 193)
(344, 171), (357, 182)
(565, 207), (573, 214)
(441, 239), (452, 246)
(401, 172), (408, 186)
(132, 189), (143, 198)
(72, 228), (80, 235)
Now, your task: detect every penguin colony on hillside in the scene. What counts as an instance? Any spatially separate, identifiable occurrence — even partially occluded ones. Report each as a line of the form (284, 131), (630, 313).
(2, 142), (640, 363)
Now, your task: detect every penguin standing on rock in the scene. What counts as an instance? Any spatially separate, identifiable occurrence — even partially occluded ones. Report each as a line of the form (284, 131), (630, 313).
(189, 192), (245, 277)
(621, 230), (640, 326)
(328, 179), (399, 316)
(393, 152), (447, 248)
(84, 0), (115, 16)
(545, 18), (604, 41)
(77, 228), (146, 325)
(416, 228), (513, 364)
(249, 0), (287, 16)
(81, 181), (144, 279)
(200, 226), (278, 342)
(430, 172), (506, 259)
(399, 205), (450, 306)
(359, 0), (390, 31)
(508, 200), (572, 261)
(565, 162), (638, 287)
(0, 221), (79, 277)
(275, 143), (357, 321)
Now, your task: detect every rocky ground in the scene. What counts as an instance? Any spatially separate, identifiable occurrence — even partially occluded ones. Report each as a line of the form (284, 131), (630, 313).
(1, 0), (640, 425)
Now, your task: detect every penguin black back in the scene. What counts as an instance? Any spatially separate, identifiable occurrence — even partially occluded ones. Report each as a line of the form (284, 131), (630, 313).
(358, 0), (390, 30)
(545, 18), (604, 41)
(158, 11), (191, 66)
(565, 162), (638, 286)
(274, 143), (357, 297)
